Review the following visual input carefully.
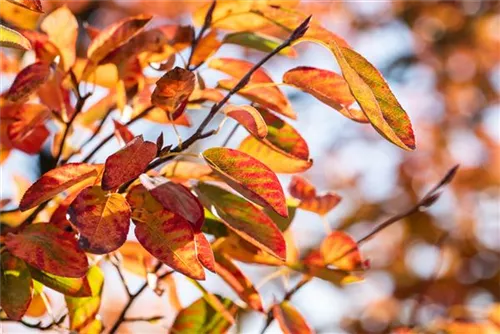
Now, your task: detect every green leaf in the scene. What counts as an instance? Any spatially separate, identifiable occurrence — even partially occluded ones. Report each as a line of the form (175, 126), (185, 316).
(223, 31), (296, 57)
(0, 253), (32, 320)
(0, 24), (31, 50)
(29, 266), (93, 297)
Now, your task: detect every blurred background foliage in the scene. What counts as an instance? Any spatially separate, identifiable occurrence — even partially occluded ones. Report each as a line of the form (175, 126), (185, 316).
(1, 0), (499, 333)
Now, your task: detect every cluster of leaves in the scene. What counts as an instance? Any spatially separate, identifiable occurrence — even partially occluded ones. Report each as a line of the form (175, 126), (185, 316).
(0, 1), (463, 333)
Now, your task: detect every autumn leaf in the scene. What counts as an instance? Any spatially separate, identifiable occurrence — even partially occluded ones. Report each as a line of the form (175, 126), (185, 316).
(40, 6), (78, 71)
(7, 103), (51, 155)
(283, 66), (368, 123)
(209, 58), (295, 119)
(5, 223), (89, 278)
(117, 241), (155, 277)
(112, 119), (135, 144)
(224, 104), (268, 139)
(320, 231), (364, 271)
(195, 183), (286, 260)
(214, 253), (263, 312)
(25, 287), (48, 318)
(139, 175), (205, 230)
(38, 71), (75, 122)
(238, 108), (312, 173)
(273, 301), (314, 334)
(223, 31), (297, 57)
(19, 163), (98, 211)
(133, 209), (205, 280)
(190, 29), (222, 67)
(289, 176), (341, 216)
(151, 67), (195, 114)
(170, 295), (237, 334)
(6, 0), (43, 12)
(102, 135), (157, 191)
(0, 24), (31, 50)
(4, 62), (51, 103)
(160, 161), (216, 183)
(0, 253), (32, 320)
(195, 232), (216, 273)
(214, 234), (284, 266)
(202, 147), (288, 217)
(65, 266), (104, 331)
(68, 186), (131, 254)
(29, 266), (93, 297)
(87, 14), (152, 65)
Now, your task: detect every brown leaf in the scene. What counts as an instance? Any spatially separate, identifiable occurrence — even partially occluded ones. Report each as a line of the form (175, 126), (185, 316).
(151, 67), (195, 114)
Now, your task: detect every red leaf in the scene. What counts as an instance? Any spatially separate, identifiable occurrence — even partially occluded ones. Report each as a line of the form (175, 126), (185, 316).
(209, 57), (295, 119)
(0, 253), (32, 320)
(139, 175), (204, 230)
(214, 253), (263, 312)
(289, 176), (341, 216)
(134, 211), (205, 280)
(202, 147), (288, 218)
(224, 104), (268, 139)
(102, 135), (157, 191)
(112, 119), (134, 144)
(87, 14), (152, 65)
(4, 62), (51, 103)
(273, 301), (314, 334)
(196, 183), (286, 260)
(289, 175), (316, 200)
(320, 231), (364, 271)
(6, 0), (43, 12)
(68, 186), (131, 254)
(283, 66), (368, 123)
(20, 163), (98, 211)
(7, 103), (51, 154)
(5, 223), (89, 278)
(151, 67), (195, 114)
(195, 232), (216, 273)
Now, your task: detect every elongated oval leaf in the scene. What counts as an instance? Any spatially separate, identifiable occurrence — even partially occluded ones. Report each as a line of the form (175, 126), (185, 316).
(0, 24), (31, 50)
(289, 175), (316, 200)
(289, 176), (342, 215)
(5, 62), (51, 103)
(151, 67), (195, 114)
(87, 14), (152, 65)
(5, 224), (89, 278)
(202, 147), (288, 218)
(139, 175), (204, 230)
(102, 135), (157, 190)
(20, 163), (98, 211)
(209, 58), (295, 119)
(195, 183), (286, 260)
(112, 119), (134, 144)
(224, 105), (268, 139)
(214, 253), (263, 312)
(283, 66), (368, 123)
(68, 186), (131, 254)
(7, 103), (51, 155)
(28, 266), (93, 297)
(273, 301), (314, 334)
(190, 29), (221, 67)
(65, 266), (104, 331)
(223, 31), (296, 57)
(160, 161), (216, 183)
(195, 232), (216, 273)
(320, 231), (364, 271)
(0, 253), (32, 320)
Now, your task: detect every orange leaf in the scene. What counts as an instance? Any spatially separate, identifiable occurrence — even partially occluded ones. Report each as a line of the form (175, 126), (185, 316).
(202, 147), (288, 218)
(118, 241), (155, 277)
(68, 186), (131, 254)
(40, 6), (78, 71)
(6, 0), (43, 12)
(87, 14), (152, 65)
(196, 183), (286, 260)
(20, 163), (98, 211)
(190, 29), (221, 67)
(273, 301), (314, 334)
(209, 58), (295, 119)
(151, 67), (195, 114)
(25, 291), (47, 318)
(160, 161), (216, 183)
(214, 253), (263, 312)
(224, 104), (268, 139)
(134, 211), (205, 280)
(195, 232), (216, 273)
(102, 135), (157, 191)
(4, 62), (51, 103)
(320, 231), (364, 271)
(38, 71), (74, 122)
(0, 253), (32, 320)
(289, 176), (341, 216)
(139, 175), (205, 230)
(7, 103), (51, 154)
(289, 175), (316, 200)
(112, 120), (134, 144)
(214, 234), (284, 266)
(5, 224), (89, 278)
(283, 66), (368, 123)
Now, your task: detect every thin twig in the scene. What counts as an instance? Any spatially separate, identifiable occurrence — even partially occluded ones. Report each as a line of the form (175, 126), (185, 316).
(186, 0), (216, 70)
(111, 256), (132, 298)
(1, 312), (67, 331)
(221, 123), (239, 147)
(123, 315), (164, 323)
